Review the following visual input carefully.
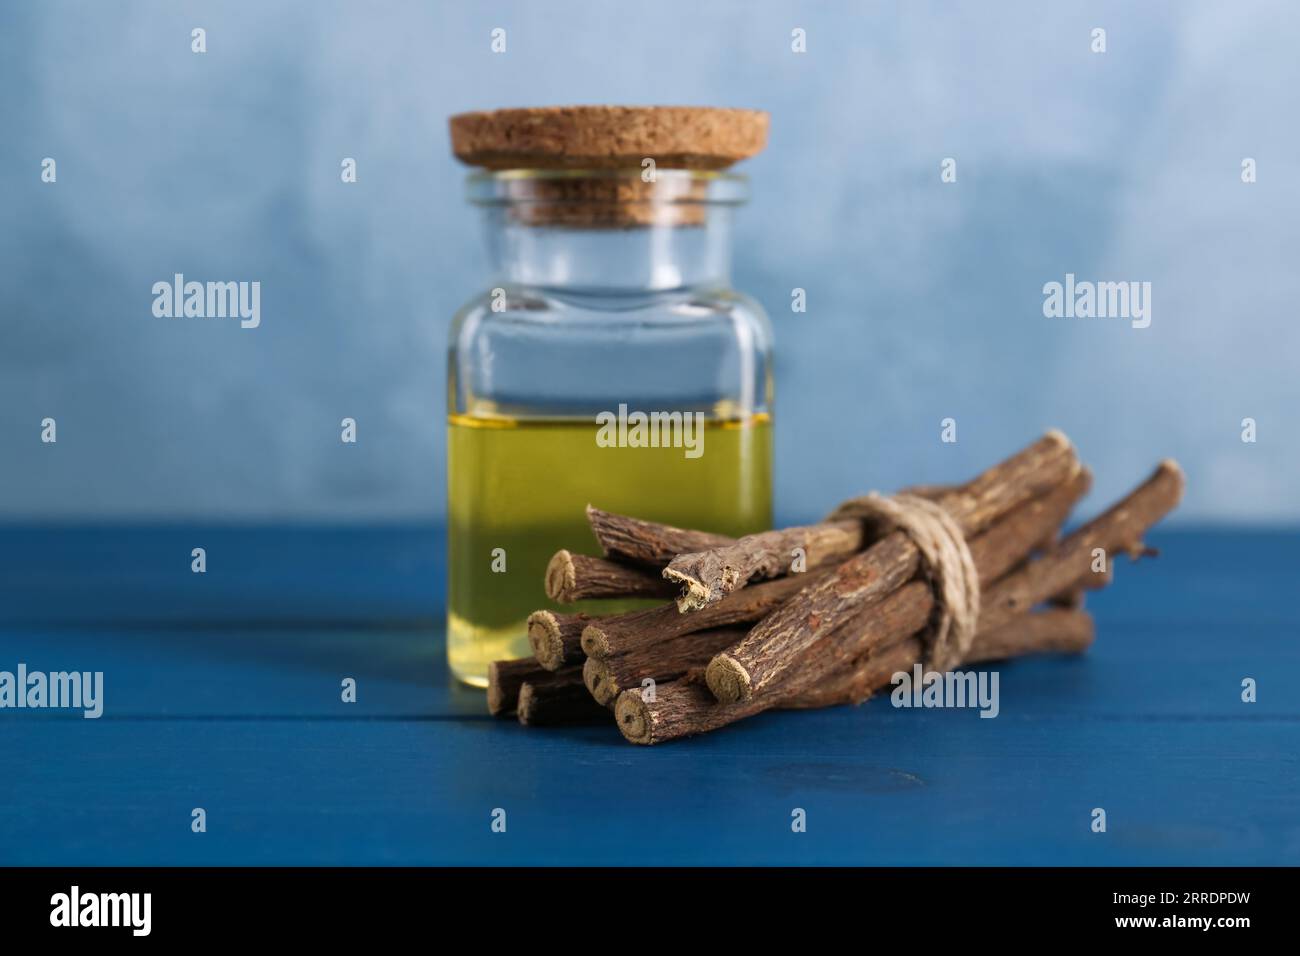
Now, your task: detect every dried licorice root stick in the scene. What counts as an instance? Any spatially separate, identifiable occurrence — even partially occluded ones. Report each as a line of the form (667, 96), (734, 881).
(518, 671), (610, 726)
(765, 465), (1091, 693)
(871, 430), (1079, 540)
(614, 608), (1092, 744)
(789, 607), (1095, 709)
(580, 565), (836, 659)
(694, 473), (1084, 709)
(488, 658), (553, 716)
(967, 607), (1095, 663)
(488, 658), (584, 717)
(769, 465), (1097, 686)
(585, 505), (734, 565)
(527, 610), (597, 671)
(616, 582), (933, 743)
(967, 467), (1092, 586)
(595, 465), (1081, 697)
(662, 519), (865, 612)
(584, 627), (747, 706)
(705, 433), (1081, 704)
(790, 462), (1178, 706)
(661, 434), (1066, 615)
(620, 459), (1182, 744)
(545, 550), (678, 603)
(977, 460), (1184, 633)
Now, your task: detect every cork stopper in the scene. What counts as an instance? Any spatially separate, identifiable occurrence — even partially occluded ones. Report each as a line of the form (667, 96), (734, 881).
(450, 106), (768, 171)
(450, 106), (767, 228)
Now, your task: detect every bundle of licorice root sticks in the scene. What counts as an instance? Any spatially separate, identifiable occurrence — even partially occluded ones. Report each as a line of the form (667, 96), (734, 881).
(487, 432), (1184, 744)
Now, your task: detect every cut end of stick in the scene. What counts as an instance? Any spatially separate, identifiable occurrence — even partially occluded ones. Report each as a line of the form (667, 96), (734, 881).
(544, 550), (577, 602)
(526, 611), (566, 671)
(1158, 458), (1186, 489)
(583, 656), (619, 707)
(580, 623), (611, 659)
(485, 662), (510, 716)
(516, 684), (536, 724)
(615, 689), (653, 745)
(705, 654), (753, 703)
(1044, 427), (1072, 451)
(662, 566), (713, 612)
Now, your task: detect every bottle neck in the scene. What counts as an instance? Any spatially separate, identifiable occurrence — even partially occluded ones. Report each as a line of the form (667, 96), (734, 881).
(471, 170), (744, 294)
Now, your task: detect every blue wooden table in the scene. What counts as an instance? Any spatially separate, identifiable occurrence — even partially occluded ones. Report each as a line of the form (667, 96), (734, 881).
(1, 526), (1295, 866)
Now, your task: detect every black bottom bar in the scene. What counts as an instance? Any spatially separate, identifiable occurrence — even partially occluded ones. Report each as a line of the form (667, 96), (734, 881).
(0, 866), (1283, 939)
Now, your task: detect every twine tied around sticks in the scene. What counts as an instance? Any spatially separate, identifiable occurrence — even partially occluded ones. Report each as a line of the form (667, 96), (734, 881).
(828, 493), (980, 672)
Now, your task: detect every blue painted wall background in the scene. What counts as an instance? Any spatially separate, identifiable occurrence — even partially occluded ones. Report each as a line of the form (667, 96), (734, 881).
(1, 0), (1295, 524)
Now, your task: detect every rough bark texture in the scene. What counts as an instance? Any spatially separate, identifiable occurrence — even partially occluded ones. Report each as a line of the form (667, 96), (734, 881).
(782, 581), (935, 704)
(701, 534), (921, 703)
(789, 463), (1176, 706)
(790, 607), (1095, 709)
(580, 566), (836, 660)
(705, 434), (1082, 704)
(616, 607), (1093, 744)
(977, 460), (1184, 633)
(617, 459), (1181, 744)
(584, 626), (748, 705)
(544, 549), (677, 603)
(527, 610), (596, 671)
(585, 505), (734, 565)
(662, 519), (866, 611)
(774, 467), (1091, 696)
(839, 430), (1079, 537)
(517, 670), (610, 726)
(487, 657), (552, 716)
(966, 468), (1092, 586)
(964, 607), (1095, 663)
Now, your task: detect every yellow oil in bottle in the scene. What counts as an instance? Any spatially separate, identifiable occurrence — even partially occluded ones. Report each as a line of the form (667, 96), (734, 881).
(446, 411), (773, 686)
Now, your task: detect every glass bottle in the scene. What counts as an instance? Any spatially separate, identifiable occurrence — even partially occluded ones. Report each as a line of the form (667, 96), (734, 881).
(447, 168), (774, 686)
